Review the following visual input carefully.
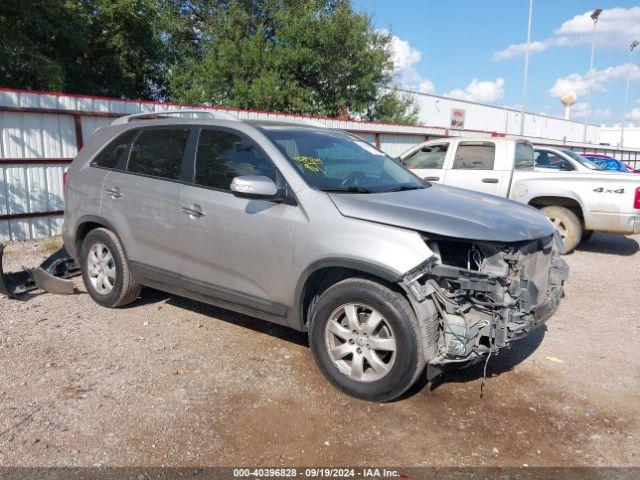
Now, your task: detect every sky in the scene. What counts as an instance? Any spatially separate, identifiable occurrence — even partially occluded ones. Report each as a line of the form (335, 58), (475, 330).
(352, 0), (640, 125)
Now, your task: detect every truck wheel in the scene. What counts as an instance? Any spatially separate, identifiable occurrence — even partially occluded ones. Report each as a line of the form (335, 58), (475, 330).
(540, 206), (582, 253)
(309, 278), (425, 402)
(80, 228), (141, 308)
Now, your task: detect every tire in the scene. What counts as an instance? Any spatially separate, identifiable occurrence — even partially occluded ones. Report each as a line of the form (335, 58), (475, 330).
(540, 206), (582, 254)
(308, 278), (425, 402)
(80, 228), (141, 307)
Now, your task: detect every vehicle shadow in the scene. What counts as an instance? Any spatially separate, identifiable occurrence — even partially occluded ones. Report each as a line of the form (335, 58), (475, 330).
(134, 288), (309, 347)
(576, 232), (639, 256)
(415, 326), (547, 395)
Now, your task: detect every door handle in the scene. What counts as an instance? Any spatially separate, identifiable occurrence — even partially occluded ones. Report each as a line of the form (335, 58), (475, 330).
(105, 188), (122, 198)
(482, 178), (499, 184)
(424, 176), (440, 181)
(181, 205), (205, 218)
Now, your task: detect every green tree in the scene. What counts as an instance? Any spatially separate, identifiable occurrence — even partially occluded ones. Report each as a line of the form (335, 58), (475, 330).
(364, 89), (419, 124)
(168, 0), (418, 122)
(0, 0), (169, 99)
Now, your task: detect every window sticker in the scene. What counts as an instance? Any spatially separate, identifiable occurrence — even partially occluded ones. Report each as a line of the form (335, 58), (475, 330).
(295, 156), (326, 173)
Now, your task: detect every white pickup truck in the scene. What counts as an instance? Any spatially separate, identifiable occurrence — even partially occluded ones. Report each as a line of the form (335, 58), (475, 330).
(399, 137), (640, 253)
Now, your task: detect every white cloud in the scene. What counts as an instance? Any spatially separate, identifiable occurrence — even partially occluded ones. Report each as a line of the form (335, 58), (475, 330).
(554, 7), (640, 48)
(569, 102), (612, 120)
(549, 63), (640, 97)
(492, 40), (552, 61)
(493, 7), (640, 61)
(445, 78), (505, 103)
(624, 105), (640, 121)
(381, 29), (436, 93)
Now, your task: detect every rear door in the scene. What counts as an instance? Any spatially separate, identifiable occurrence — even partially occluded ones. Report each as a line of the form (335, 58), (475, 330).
(401, 142), (449, 183)
(442, 140), (509, 196)
(101, 126), (192, 276)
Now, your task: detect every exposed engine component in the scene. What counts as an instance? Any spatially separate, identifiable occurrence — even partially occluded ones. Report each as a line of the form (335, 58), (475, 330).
(401, 232), (569, 371)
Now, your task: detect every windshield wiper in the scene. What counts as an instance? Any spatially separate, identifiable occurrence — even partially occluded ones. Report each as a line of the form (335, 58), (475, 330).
(384, 185), (424, 192)
(321, 187), (375, 194)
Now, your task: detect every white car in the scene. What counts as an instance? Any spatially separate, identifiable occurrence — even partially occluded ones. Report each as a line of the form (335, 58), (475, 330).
(399, 137), (640, 253)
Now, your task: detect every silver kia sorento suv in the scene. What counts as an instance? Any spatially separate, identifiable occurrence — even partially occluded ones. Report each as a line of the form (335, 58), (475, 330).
(63, 110), (568, 402)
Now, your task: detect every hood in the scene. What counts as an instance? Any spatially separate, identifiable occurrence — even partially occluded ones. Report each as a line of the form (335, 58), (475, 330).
(329, 184), (555, 243)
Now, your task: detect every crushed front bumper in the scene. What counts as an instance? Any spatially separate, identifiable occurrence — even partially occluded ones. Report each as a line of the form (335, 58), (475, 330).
(400, 234), (569, 372)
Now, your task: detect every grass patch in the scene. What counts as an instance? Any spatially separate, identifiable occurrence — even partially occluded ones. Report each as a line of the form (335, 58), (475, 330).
(39, 236), (63, 253)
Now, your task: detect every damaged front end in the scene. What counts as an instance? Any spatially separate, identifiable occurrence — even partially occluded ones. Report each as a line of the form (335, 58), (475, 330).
(401, 232), (569, 377)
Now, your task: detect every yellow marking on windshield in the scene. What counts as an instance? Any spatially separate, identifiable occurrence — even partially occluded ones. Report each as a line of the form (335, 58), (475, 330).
(295, 156), (325, 173)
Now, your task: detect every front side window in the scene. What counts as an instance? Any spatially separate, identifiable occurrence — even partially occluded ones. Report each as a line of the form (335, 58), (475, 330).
(195, 129), (276, 190)
(515, 143), (534, 169)
(127, 128), (190, 180)
(262, 128), (423, 193)
(403, 144), (448, 169)
(92, 129), (137, 169)
(452, 142), (495, 170)
(534, 150), (573, 170)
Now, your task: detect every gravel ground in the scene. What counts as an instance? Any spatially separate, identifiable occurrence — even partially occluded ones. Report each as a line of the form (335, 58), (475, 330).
(0, 233), (638, 467)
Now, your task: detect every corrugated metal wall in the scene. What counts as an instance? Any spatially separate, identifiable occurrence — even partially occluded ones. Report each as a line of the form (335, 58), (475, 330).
(2, 88), (639, 242)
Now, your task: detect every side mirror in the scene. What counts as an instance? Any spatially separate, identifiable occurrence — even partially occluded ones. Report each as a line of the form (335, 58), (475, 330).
(230, 175), (283, 201)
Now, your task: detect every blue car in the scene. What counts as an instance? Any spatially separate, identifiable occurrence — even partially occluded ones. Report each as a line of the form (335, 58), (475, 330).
(582, 154), (636, 173)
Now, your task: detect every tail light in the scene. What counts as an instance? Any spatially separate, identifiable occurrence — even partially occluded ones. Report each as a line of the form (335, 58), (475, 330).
(635, 187), (640, 210)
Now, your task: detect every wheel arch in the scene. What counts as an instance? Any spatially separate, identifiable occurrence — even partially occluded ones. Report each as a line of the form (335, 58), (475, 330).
(73, 216), (127, 261)
(528, 195), (585, 226)
(291, 259), (403, 332)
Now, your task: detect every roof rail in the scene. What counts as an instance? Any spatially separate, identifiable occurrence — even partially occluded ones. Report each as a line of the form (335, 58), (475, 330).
(111, 109), (239, 125)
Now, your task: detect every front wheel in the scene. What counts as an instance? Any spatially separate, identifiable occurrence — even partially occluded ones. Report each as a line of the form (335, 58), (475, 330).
(540, 206), (582, 254)
(309, 278), (425, 402)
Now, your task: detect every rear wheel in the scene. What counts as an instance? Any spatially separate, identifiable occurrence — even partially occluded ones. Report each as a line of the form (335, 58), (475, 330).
(309, 278), (425, 402)
(540, 206), (582, 254)
(80, 228), (141, 307)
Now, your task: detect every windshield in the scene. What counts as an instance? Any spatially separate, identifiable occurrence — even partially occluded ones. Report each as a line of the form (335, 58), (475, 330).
(562, 150), (607, 170)
(262, 127), (425, 193)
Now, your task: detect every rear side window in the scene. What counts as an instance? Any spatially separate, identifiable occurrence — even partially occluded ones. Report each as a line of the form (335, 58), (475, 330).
(452, 142), (495, 170)
(515, 143), (534, 169)
(403, 144), (448, 169)
(92, 130), (137, 169)
(127, 128), (190, 180)
(195, 129), (275, 190)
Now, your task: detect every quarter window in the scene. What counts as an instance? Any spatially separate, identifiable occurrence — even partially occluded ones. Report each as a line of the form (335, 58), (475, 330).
(403, 144), (448, 169)
(92, 129), (137, 169)
(452, 142), (495, 170)
(127, 128), (190, 180)
(195, 129), (275, 190)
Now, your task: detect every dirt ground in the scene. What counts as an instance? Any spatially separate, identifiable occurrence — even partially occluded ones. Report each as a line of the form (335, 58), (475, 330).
(0, 233), (638, 468)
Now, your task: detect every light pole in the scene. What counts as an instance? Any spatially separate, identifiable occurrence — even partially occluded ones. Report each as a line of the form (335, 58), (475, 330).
(621, 40), (639, 148)
(519, 0), (534, 136)
(583, 7), (602, 143)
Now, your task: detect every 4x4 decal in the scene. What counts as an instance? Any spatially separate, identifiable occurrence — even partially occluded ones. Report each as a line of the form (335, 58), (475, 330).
(593, 187), (625, 194)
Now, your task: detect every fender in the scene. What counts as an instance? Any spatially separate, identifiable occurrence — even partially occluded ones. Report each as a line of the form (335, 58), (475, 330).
(290, 257), (403, 331)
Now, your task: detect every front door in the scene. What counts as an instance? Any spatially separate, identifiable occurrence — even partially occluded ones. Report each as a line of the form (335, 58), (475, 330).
(443, 140), (506, 196)
(401, 142), (449, 183)
(178, 127), (297, 316)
